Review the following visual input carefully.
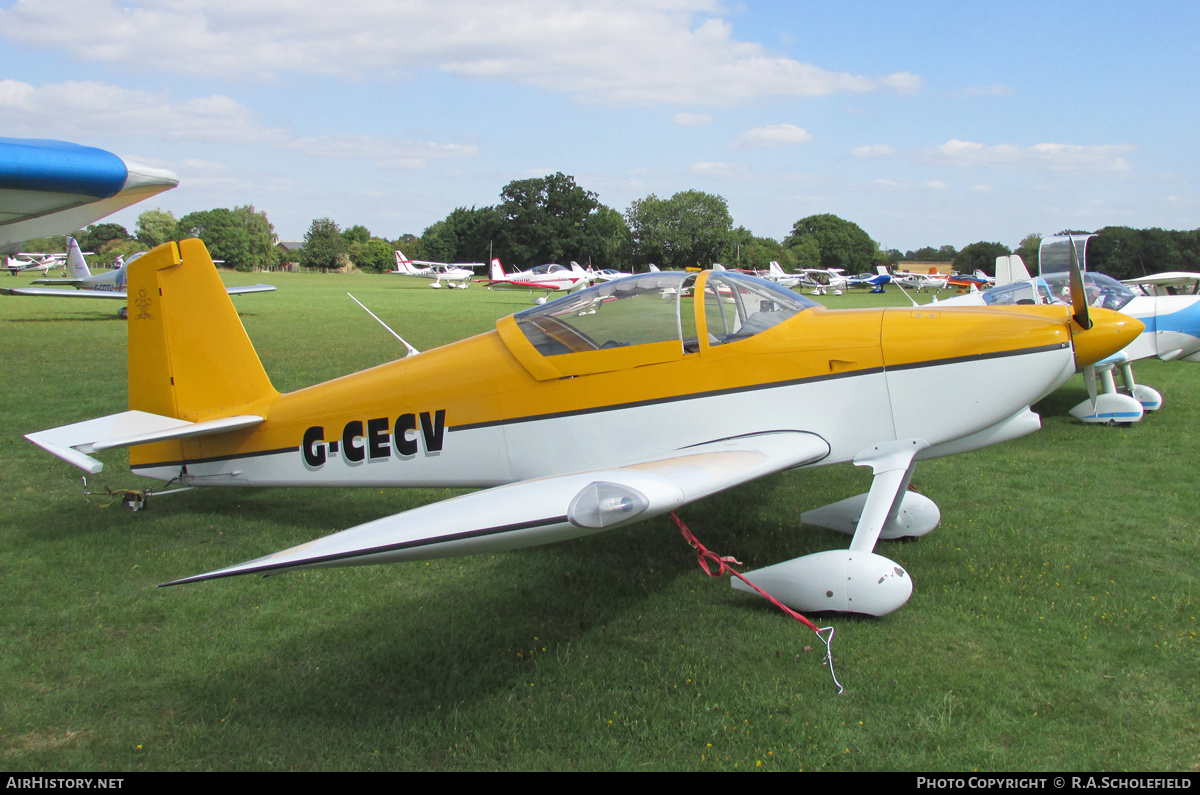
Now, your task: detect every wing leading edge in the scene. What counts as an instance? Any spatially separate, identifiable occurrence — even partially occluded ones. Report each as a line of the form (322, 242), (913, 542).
(163, 430), (831, 586)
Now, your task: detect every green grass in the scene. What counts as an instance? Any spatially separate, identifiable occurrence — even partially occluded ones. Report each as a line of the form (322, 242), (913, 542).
(0, 274), (1196, 771)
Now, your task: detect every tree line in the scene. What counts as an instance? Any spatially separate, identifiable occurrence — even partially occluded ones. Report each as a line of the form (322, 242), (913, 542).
(20, 172), (1200, 280)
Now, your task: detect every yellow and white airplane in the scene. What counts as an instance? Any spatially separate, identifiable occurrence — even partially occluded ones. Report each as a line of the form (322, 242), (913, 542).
(24, 239), (1141, 616)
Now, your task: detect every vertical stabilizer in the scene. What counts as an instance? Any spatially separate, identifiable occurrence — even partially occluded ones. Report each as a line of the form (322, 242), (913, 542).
(65, 238), (91, 279)
(490, 258), (505, 280)
(127, 239), (277, 425)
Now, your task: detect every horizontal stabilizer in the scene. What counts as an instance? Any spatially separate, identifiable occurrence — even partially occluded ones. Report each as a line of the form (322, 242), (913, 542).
(225, 284), (276, 295)
(26, 410), (263, 474)
(164, 430), (830, 585)
(1, 286), (124, 298)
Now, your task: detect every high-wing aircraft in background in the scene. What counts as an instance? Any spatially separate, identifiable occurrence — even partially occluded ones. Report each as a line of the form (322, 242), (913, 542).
(1122, 272), (1200, 296)
(798, 268), (849, 295)
(24, 239), (1139, 617)
(0, 138), (178, 254)
(1, 237), (275, 313)
(480, 258), (594, 299)
(391, 250), (482, 289)
(893, 267), (949, 292)
(6, 251), (68, 276)
(937, 235), (1200, 423)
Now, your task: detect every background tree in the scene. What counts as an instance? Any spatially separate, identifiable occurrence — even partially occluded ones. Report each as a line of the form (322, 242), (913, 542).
(300, 217), (348, 271)
(786, 234), (822, 269)
(783, 214), (876, 272)
(954, 241), (1011, 275)
(422, 206), (503, 264)
(75, 223), (132, 257)
(232, 205), (278, 271)
(135, 209), (178, 248)
(496, 173), (627, 267)
(343, 225), (371, 246)
(348, 237), (395, 273)
(1015, 233), (1042, 270)
(625, 190), (733, 270)
(176, 206), (276, 271)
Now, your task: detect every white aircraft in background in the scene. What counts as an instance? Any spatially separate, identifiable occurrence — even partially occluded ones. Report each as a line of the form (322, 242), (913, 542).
(937, 235), (1200, 424)
(798, 268), (849, 295)
(6, 251), (69, 276)
(0, 138), (178, 254)
(481, 259), (595, 300)
(893, 267), (949, 292)
(1, 237), (275, 314)
(391, 250), (482, 289)
(1122, 272), (1200, 296)
(586, 266), (633, 283)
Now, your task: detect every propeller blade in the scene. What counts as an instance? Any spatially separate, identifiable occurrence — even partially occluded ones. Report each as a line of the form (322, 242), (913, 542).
(1068, 236), (1091, 330)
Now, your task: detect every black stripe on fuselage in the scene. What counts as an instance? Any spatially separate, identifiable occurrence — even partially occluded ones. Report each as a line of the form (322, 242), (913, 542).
(160, 514), (570, 585)
(138, 341), (1067, 469)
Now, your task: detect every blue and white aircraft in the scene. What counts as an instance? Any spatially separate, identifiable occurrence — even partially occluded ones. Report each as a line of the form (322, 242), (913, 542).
(937, 235), (1200, 424)
(0, 138), (179, 254)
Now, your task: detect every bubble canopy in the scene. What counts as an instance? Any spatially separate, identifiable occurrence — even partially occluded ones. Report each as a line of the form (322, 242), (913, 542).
(512, 270), (820, 359)
(981, 272), (1136, 313)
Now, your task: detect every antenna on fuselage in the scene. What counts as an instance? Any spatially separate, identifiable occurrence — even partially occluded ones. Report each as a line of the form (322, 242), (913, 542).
(347, 293), (420, 356)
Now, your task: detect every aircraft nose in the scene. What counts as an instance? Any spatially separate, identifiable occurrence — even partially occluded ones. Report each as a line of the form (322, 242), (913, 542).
(1072, 307), (1144, 369)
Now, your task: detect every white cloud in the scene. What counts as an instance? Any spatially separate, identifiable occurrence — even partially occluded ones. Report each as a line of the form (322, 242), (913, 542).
(733, 123), (812, 148)
(933, 139), (1135, 173)
(0, 79), (477, 168)
(921, 180), (948, 190)
(0, 0), (914, 105)
(673, 113), (712, 126)
(880, 72), (924, 94)
(851, 144), (894, 158)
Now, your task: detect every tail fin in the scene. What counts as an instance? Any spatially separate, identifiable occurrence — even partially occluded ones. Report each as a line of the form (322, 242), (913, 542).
(994, 255), (1029, 287)
(65, 238), (91, 279)
(769, 260), (784, 276)
(393, 249), (416, 274)
(490, 258), (505, 280)
(127, 239), (277, 426)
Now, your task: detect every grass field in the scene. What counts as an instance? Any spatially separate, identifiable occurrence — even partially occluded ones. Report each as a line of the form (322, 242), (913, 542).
(1, 271), (1196, 771)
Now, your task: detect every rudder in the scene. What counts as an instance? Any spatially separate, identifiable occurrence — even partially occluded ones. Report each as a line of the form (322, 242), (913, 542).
(127, 238), (277, 423)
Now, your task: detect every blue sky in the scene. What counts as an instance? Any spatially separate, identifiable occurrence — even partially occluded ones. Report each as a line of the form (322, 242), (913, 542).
(2, 0), (1196, 254)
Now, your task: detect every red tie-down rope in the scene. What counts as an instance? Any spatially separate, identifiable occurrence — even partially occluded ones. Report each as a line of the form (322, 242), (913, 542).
(669, 511), (843, 694)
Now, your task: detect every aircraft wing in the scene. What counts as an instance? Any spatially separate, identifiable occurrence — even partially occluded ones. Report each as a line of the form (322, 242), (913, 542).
(1123, 272), (1200, 289)
(163, 430), (831, 585)
(225, 284), (276, 295)
(0, 286), (126, 298)
(1, 284), (274, 298)
(0, 138), (179, 253)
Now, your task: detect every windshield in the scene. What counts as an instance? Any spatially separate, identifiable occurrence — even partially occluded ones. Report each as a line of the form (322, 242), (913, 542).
(981, 273), (1135, 312)
(704, 272), (818, 346)
(514, 271), (818, 357)
(1041, 272), (1136, 312)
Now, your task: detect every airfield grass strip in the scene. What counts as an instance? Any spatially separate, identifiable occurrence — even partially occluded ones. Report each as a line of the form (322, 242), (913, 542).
(0, 272), (1195, 771)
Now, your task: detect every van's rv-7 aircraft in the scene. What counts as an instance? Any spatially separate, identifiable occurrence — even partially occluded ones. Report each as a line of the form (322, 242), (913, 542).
(24, 239), (1140, 617)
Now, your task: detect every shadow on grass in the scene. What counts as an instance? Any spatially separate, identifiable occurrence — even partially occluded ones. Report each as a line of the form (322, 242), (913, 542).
(146, 470), (868, 729)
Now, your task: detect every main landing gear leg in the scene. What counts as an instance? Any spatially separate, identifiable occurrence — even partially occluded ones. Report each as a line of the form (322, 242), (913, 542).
(733, 440), (935, 616)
